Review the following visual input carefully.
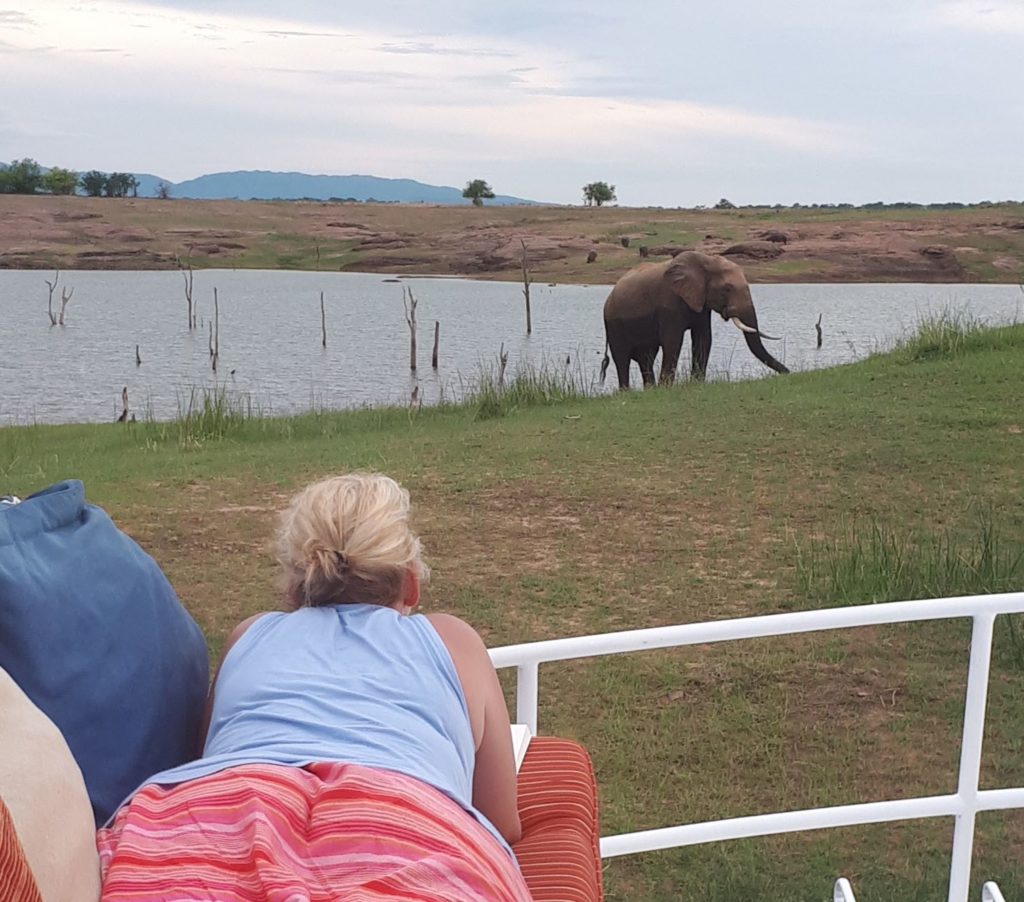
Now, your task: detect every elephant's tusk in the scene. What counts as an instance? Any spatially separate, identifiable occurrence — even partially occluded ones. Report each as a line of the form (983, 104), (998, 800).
(730, 318), (781, 340)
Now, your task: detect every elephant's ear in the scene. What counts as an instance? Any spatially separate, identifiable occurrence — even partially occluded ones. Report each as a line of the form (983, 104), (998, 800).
(667, 254), (706, 314)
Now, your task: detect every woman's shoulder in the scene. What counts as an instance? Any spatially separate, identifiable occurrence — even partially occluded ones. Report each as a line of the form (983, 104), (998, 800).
(423, 613), (488, 659)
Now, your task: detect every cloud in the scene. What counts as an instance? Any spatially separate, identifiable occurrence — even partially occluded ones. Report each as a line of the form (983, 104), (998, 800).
(935, 0), (1024, 34)
(2, 0), (867, 201)
(0, 9), (33, 25)
(260, 66), (419, 88)
(0, 39), (55, 54)
(375, 40), (516, 58)
(261, 29), (349, 38)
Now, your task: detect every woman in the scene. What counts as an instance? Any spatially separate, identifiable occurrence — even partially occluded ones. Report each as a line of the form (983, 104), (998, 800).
(98, 473), (531, 901)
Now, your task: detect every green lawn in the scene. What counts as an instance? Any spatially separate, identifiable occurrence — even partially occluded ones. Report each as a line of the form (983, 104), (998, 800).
(2, 322), (1023, 900)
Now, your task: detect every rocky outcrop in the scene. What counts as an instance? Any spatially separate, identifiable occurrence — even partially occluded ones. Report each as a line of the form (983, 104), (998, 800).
(721, 241), (784, 260)
(755, 230), (789, 243)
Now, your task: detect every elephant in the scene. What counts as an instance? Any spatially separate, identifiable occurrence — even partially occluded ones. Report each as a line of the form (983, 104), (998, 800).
(600, 251), (789, 389)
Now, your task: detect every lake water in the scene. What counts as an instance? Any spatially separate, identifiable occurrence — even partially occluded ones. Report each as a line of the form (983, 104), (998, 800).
(1, 270), (1021, 426)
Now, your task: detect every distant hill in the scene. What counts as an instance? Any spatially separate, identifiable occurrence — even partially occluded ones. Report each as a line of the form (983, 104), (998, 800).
(133, 170), (537, 205)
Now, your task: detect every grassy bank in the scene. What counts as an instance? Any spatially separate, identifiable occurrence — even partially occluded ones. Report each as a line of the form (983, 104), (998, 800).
(2, 323), (1024, 899)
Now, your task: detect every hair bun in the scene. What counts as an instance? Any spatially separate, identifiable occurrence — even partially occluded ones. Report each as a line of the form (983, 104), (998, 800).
(308, 542), (348, 582)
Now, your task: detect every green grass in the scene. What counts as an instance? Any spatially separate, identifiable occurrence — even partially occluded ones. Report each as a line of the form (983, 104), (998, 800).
(892, 309), (1022, 362)
(468, 355), (593, 419)
(3, 321), (1024, 900)
(796, 513), (1024, 607)
(145, 385), (263, 446)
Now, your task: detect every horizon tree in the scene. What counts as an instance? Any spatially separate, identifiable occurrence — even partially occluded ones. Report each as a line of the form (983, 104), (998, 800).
(582, 181), (616, 207)
(0, 158), (44, 194)
(462, 179), (495, 207)
(80, 170), (107, 196)
(104, 172), (135, 198)
(43, 167), (79, 195)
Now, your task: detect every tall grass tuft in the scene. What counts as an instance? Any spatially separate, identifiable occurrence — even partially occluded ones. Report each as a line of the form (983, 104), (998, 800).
(797, 512), (1024, 666)
(168, 386), (259, 446)
(895, 309), (1024, 362)
(469, 354), (595, 420)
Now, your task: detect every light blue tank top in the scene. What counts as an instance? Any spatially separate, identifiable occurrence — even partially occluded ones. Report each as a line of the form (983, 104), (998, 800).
(142, 605), (508, 850)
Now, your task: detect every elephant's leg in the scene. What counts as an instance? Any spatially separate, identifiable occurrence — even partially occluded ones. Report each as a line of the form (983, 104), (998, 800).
(614, 354), (631, 390)
(690, 313), (712, 381)
(659, 331), (684, 385)
(638, 349), (657, 388)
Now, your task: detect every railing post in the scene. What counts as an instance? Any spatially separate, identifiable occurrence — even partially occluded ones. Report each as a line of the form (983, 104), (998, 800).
(516, 661), (539, 734)
(978, 880), (1003, 900)
(834, 877), (857, 902)
(981, 882), (1006, 902)
(947, 614), (996, 902)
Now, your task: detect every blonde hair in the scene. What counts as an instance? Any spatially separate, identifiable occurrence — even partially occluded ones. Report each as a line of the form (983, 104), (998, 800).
(276, 473), (428, 610)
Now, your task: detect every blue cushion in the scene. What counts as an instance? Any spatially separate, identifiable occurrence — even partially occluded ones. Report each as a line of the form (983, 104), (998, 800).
(0, 480), (209, 825)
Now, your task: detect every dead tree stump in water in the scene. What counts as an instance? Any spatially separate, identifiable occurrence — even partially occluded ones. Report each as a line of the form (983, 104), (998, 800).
(432, 321), (439, 369)
(135, 344), (141, 366)
(211, 288), (220, 373)
(116, 387), (129, 423)
(320, 291), (327, 348)
(58, 286), (74, 326)
(44, 270), (59, 326)
(520, 239), (532, 335)
(180, 259), (195, 330)
(815, 313), (823, 349)
(498, 342), (509, 389)
(403, 286), (418, 372)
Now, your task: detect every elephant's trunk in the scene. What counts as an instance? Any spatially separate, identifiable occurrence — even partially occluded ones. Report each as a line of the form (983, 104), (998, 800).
(731, 310), (788, 374)
(742, 329), (789, 374)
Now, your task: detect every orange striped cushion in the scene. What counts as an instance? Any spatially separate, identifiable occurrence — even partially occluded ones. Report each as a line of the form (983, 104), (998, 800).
(0, 796), (43, 902)
(514, 737), (603, 902)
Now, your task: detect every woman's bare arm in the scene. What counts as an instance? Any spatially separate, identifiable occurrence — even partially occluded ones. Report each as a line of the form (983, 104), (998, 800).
(427, 612), (522, 845)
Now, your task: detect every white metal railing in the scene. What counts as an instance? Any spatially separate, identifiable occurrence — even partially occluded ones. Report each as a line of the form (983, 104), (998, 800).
(981, 881), (1007, 902)
(834, 877), (857, 902)
(489, 592), (1024, 902)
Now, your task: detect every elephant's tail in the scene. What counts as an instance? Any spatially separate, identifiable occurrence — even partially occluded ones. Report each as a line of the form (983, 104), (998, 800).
(599, 343), (610, 384)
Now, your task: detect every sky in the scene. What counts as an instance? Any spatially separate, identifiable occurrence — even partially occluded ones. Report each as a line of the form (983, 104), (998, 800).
(1, 0), (1021, 206)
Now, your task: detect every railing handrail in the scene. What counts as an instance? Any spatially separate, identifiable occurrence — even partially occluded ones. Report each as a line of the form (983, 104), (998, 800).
(489, 591), (1024, 668)
(488, 592), (1024, 902)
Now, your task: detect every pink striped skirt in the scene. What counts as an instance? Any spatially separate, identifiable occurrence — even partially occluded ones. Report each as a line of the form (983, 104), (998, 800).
(97, 762), (532, 901)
